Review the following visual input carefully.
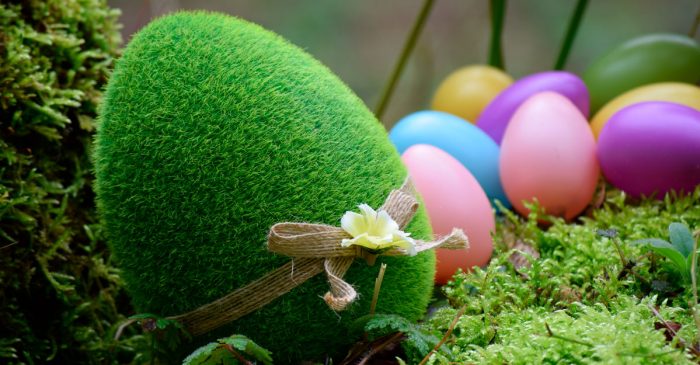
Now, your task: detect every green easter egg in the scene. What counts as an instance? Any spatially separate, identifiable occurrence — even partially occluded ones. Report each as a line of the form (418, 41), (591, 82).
(94, 11), (435, 363)
(583, 33), (700, 113)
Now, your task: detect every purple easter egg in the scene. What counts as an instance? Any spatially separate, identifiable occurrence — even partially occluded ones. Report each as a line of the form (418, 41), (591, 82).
(598, 101), (700, 197)
(476, 71), (589, 144)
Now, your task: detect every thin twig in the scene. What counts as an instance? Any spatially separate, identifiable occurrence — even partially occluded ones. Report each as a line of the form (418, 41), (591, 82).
(544, 322), (594, 347)
(488, 0), (507, 69)
(224, 344), (254, 365)
(0, 241), (18, 250)
(611, 237), (628, 268)
(554, 0), (589, 70)
(356, 332), (405, 365)
(374, 0), (436, 123)
(114, 318), (137, 340)
(418, 305), (467, 365)
(647, 304), (700, 357)
(648, 304), (680, 339)
(370, 263), (388, 316)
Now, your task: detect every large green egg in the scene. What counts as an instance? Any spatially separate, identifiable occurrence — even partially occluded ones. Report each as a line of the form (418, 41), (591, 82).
(583, 33), (700, 113)
(94, 11), (435, 362)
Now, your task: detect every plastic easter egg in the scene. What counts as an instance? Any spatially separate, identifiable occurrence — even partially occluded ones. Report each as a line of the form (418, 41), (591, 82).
(584, 33), (700, 113)
(476, 71), (589, 144)
(401, 144), (495, 284)
(591, 82), (700, 138)
(598, 101), (700, 197)
(500, 92), (599, 220)
(431, 65), (514, 123)
(389, 110), (508, 207)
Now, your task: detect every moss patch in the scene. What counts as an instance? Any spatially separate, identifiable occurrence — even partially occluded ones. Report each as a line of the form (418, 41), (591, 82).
(94, 11), (435, 362)
(422, 188), (700, 364)
(0, 1), (148, 363)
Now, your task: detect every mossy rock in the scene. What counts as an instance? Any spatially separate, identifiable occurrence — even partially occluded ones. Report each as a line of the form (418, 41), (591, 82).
(94, 11), (435, 362)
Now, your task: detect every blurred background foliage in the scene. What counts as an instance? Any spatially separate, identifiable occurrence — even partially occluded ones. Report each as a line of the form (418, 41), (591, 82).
(111, 0), (699, 126)
(0, 0), (698, 364)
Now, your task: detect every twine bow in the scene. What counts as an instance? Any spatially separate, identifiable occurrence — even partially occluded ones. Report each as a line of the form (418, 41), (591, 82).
(169, 179), (468, 336)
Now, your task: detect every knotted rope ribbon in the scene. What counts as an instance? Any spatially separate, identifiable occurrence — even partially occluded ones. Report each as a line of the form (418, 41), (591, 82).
(169, 179), (469, 336)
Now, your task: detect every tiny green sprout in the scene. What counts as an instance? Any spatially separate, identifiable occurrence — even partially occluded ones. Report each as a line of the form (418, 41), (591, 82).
(632, 222), (697, 282)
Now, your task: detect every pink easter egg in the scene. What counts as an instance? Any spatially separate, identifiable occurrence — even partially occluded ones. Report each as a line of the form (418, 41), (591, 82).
(401, 144), (495, 284)
(477, 71), (589, 144)
(500, 92), (600, 220)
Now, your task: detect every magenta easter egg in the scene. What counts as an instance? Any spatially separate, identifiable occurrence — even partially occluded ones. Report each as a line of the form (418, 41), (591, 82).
(401, 144), (495, 284)
(477, 71), (589, 144)
(500, 92), (599, 220)
(598, 101), (700, 197)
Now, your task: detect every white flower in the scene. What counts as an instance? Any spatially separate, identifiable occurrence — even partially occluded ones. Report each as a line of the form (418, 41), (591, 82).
(340, 204), (417, 256)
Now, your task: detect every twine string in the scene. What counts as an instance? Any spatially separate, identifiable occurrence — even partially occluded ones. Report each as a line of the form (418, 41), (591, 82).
(169, 179), (469, 336)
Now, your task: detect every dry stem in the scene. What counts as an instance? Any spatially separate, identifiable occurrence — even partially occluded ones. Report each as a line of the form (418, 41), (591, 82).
(370, 263), (388, 316)
(418, 305), (467, 365)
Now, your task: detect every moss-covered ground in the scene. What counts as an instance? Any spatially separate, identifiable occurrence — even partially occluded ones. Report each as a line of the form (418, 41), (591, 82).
(417, 187), (700, 364)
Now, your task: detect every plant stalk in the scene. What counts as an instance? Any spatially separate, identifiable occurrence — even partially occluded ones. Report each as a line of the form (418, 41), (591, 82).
(544, 322), (594, 347)
(611, 237), (628, 268)
(418, 305), (467, 365)
(369, 263), (388, 316)
(690, 5), (700, 37)
(374, 0), (436, 123)
(224, 344), (253, 365)
(554, 0), (589, 70)
(488, 0), (507, 69)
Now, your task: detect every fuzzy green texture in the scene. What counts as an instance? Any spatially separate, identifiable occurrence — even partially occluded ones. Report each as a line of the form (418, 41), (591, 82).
(0, 1), (150, 364)
(421, 187), (700, 364)
(427, 297), (692, 364)
(94, 11), (435, 362)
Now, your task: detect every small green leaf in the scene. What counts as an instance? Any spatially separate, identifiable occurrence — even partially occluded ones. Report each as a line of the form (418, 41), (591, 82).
(669, 222), (694, 258)
(183, 335), (273, 365)
(354, 314), (443, 363)
(155, 318), (172, 329)
(221, 335), (273, 365)
(182, 342), (220, 365)
(633, 239), (687, 273)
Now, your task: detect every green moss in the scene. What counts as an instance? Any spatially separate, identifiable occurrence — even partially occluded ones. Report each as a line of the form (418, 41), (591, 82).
(428, 296), (692, 364)
(0, 1), (148, 364)
(424, 188), (700, 363)
(94, 11), (435, 362)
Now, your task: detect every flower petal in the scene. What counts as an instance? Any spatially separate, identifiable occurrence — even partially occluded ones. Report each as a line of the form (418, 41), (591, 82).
(371, 209), (399, 237)
(343, 234), (380, 250)
(358, 204), (377, 221)
(340, 203), (417, 255)
(341, 211), (367, 238)
(341, 233), (365, 247)
(366, 234), (392, 246)
(392, 232), (417, 256)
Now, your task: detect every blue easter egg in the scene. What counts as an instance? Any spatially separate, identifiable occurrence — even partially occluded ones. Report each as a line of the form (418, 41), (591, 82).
(389, 110), (509, 208)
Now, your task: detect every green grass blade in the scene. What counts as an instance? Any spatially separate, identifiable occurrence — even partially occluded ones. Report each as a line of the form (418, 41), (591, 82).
(488, 0), (507, 69)
(554, 0), (589, 70)
(374, 0), (436, 122)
